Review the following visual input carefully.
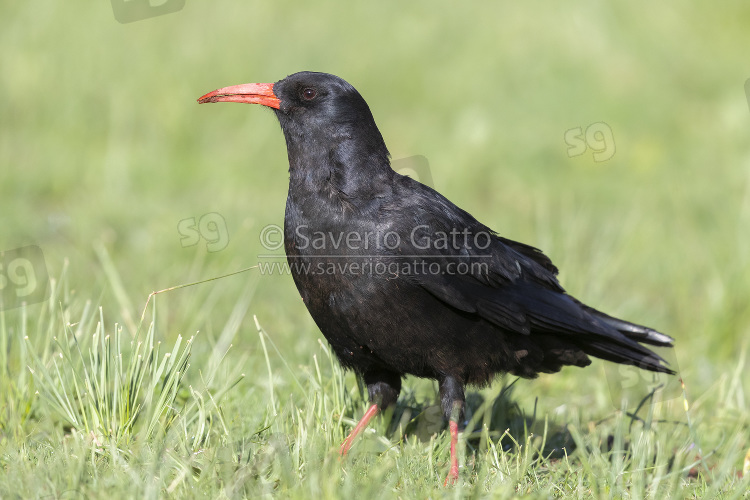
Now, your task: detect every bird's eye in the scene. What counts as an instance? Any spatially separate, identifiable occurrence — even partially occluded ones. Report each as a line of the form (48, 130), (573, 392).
(302, 88), (317, 100)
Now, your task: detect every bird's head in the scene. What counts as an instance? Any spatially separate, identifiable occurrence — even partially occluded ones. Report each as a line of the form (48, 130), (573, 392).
(198, 72), (389, 169)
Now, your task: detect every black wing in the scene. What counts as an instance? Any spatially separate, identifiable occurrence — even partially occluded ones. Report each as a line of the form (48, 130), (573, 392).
(387, 175), (674, 374)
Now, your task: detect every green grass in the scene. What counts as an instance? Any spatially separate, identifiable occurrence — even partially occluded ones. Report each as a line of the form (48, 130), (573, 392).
(2, 1), (750, 498)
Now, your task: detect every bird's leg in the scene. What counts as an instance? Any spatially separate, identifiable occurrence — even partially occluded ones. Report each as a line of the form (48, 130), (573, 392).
(339, 403), (379, 456)
(439, 375), (465, 486)
(339, 369), (401, 456)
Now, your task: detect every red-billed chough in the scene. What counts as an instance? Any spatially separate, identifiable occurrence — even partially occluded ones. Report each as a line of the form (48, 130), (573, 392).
(198, 71), (674, 485)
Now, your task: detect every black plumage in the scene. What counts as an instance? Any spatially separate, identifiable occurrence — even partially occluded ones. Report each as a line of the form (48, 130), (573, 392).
(198, 72), (674, 484)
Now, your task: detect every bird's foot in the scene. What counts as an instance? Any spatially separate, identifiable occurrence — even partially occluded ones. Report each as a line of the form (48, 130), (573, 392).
(443, 465), (459, 487)
(339, 435), (354, 457)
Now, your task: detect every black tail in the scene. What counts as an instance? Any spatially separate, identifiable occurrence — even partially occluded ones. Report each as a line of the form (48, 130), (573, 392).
(580, 303), (675, 374)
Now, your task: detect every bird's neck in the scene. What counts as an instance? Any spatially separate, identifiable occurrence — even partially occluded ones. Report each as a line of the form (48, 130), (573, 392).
(284, 129), (393, 208)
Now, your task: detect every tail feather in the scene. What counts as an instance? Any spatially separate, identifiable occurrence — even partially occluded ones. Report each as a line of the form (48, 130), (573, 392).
(582, 339), (675, 374)
(577, 302), (675, 347)
(556, 298), (676, 374)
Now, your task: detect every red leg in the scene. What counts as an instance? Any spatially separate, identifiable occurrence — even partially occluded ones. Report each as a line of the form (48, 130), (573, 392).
(443, 420), (459, 486)
(339, 403), (379, 456)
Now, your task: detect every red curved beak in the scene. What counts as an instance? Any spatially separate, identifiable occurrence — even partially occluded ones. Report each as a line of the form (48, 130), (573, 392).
(197, 82), (280, 109)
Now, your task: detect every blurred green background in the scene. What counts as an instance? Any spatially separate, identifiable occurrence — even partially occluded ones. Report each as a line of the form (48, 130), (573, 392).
(2, 1), (750, 495)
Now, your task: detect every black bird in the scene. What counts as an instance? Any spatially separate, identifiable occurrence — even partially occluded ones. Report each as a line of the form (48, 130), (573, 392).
(198, 72), (674, 485)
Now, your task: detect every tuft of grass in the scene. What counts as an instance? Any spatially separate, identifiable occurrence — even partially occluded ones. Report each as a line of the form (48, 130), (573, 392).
(26, 307), (195, 446)
(0, 267), (248, 497)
